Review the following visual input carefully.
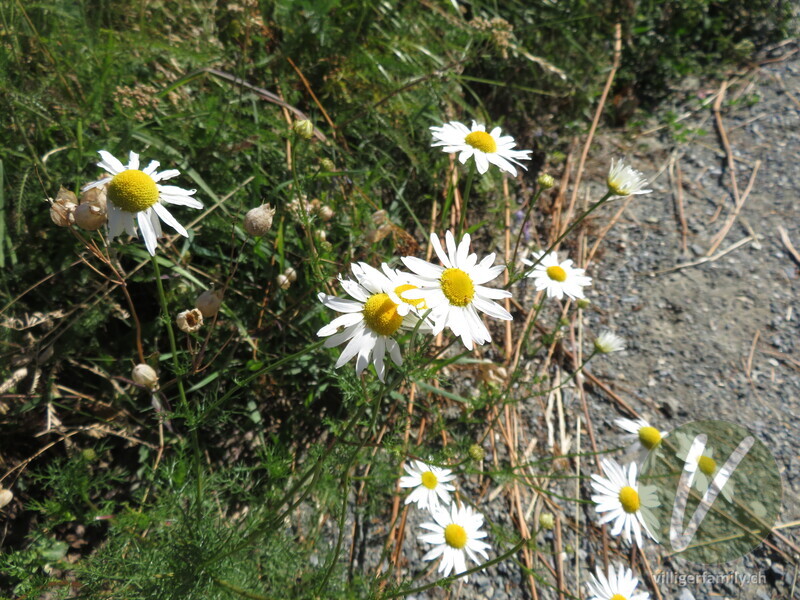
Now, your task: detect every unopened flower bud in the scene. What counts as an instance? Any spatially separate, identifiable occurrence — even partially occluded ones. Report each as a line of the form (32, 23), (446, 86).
(537, 173), (555, 189)
(319, 158), (336, 172)
(74, 202), (107, 230)
(316, 229), (327, 242)
(283, 267), (297, 283)
(293, 119), (314, 140)
(277, 273), (291, 290)
(576, 298), (591, 310)
(244, 204), (275, 236)
(468, 444), (485, 462)
(195, 289), (224, 318)
(176, 308), (203, 333)
(539, 512), (555, 530)
(318, 205), (334, 221)
(0, 488), (12, 509)
(132, 363), (159, 390)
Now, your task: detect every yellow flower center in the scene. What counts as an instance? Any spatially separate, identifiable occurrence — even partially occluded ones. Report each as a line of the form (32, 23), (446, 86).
(440, 268), (475, 307)
(610, 595), (627, 600)
(108, 169), (159, 213)
(362, 293), (403, 337)
(546, 265), (567, 282)
(698, 455), (717, 476)
(395, 283), (426, 309)
(421, 471), (438, 489)
(444, 523), (468, 549)
(618, 486), (640, 513)
(464, 130), (497, 154)
(638, 426), (662, 450)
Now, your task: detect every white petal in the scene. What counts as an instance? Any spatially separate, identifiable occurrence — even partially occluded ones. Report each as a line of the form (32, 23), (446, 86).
(153, 202), (188, 237)
(137, 210), (158, 255)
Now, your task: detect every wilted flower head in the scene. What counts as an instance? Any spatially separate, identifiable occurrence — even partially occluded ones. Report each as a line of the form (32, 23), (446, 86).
(176, 308), (203, 333)
(607, 159), (652, 197)
(49, 187), (78, 227)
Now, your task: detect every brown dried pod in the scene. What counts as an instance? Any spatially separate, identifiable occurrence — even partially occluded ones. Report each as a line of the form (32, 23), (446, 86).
(244, 204), (276, 236)
(176, 308), (203, 333)
(74, 202), (107, 231)
(195, 289), (224, 318)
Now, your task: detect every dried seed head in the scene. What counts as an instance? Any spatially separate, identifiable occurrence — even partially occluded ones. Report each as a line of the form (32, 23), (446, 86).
(277, 273), (291, 290)
(318, 205), (334, 221)
(195, 289), (224, 318)
(131, 363), (159, 390)
(371, 209), (388, 226)
(74, 202), (107, 231)
(293, 119), (314, 140)
(80, 185), (107, 211)
(244, 204), (276, 236)
(283, 266), (297, 283)
(176, 308), (204, 333)
(0, 488), (12, 509)
(49, 186), (78, 227)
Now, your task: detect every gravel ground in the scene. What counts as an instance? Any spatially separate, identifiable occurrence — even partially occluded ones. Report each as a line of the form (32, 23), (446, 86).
(578, 51), (800, 600)
(386, 50), (800, 600)
(315, 51), (800, 600)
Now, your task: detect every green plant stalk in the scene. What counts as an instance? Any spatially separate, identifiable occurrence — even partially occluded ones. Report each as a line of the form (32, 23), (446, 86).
(510, 190), (613, 286)
(381, 538), (528, 598)
(457, 161), (476, 237)
(510, 186), (544, 268)
(151, 254), (203, 514)
(317, 378), (384, 592)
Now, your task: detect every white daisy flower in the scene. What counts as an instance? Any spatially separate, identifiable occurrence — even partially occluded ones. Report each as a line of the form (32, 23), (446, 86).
(82, 150), (202, 256)
(418, 503), (490, 581)
(400, 231), (512, 351)
(586, 564), (651, 600)
(615, 417), (668, 464)
(524, 251), (592, 300)
(675, 433), (735, 502)
(607, 158), (652, 197)
(316, 262), (430, 382)
(430, 120), (532, 176)
(590, 458), (659, 547)
(594, 331), (626, 354)
(398, 460), (456, 511)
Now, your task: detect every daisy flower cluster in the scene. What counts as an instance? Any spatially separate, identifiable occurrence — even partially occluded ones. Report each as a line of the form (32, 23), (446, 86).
(399, 460), (490, 581)
(317, 230), (513, 381)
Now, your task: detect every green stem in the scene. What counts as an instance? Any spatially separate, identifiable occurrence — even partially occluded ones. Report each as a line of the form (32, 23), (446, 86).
(317, 379), (384, 593)
(457, 161), (476, 236)
(213, 577), (274, 600)
(510, 187), (543, 269)
(382, 539), (528, 598)
(510, 190), (613, 286)
(151, 255), (203, 513)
